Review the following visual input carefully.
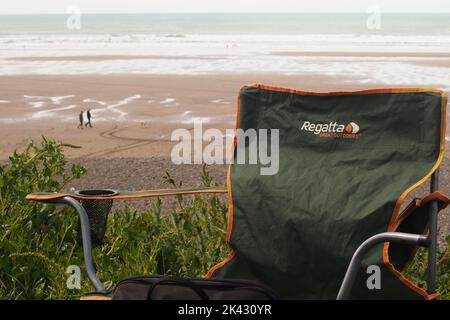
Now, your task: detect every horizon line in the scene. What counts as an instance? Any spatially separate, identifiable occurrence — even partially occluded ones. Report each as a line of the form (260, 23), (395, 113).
(1, 11), (450, 15)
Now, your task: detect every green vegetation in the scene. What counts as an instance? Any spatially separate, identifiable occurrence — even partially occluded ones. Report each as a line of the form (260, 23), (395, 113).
(0, 139), (448, 299)
(404, 238), (450, 299)
(0, 139), (228, 299)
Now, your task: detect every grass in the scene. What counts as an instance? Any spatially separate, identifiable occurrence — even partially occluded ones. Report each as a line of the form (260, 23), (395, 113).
(0, 139), (449, 299)
(403, 238), (450, 299)
(0, 139), (228, 299)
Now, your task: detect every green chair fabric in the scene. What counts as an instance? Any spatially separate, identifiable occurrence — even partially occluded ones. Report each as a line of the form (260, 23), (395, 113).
(206, 84), (448, 299)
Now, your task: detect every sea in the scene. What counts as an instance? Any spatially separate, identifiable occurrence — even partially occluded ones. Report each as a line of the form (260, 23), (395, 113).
(0, 13), (449, 89)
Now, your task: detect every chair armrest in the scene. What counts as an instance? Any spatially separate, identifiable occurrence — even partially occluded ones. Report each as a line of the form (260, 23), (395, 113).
(336, 232), (428, 300)
(26, 186), (227, 202)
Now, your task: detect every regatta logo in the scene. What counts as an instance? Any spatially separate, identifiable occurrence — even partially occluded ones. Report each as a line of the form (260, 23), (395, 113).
(300, 121), (361, 139)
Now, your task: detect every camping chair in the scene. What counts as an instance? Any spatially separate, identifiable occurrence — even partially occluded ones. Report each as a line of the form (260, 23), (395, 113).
(26, 84), (449, 299)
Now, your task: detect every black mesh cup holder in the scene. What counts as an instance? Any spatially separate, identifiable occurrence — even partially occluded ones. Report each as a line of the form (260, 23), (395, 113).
(75, 189), (118, 245)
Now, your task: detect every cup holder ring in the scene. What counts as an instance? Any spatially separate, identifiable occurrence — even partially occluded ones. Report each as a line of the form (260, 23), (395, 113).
(75, 189), (119, 197)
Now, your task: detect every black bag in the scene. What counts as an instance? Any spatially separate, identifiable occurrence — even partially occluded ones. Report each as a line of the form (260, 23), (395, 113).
(110, 275), (279, 300)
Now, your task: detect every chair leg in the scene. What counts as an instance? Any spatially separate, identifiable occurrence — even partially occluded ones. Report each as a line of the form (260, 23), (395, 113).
(45, 197), (105, 292)
(427, 170), (439, 294)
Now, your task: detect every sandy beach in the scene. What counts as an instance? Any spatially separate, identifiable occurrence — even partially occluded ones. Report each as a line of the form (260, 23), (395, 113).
(1, 71), (450, 158)
(0, 72), (406, 159)
(0, 70), (449, 244)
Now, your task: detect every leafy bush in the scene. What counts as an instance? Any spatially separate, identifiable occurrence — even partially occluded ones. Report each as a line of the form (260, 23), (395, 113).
(0, 139), (448, 299)
(0, 139), (228, 299)
(0, 139), (86, 299)
(403, 236), (450, 299)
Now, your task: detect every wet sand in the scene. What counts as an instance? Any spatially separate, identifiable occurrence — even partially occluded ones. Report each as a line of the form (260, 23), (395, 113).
(0, 73), (398, 159)
(271, 51), (450, 58)
(7, 55), (222, 61)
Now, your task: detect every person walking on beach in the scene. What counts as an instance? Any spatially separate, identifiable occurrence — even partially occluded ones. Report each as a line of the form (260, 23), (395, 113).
(85, 109), (92, 128)
(77, 111), (84, 129)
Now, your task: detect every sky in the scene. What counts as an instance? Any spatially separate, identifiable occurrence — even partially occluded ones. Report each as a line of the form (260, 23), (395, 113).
(0, 0), (449, 14)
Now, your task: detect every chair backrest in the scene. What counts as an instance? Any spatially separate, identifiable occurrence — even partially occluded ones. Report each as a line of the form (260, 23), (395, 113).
(207, 84), (446, 299)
